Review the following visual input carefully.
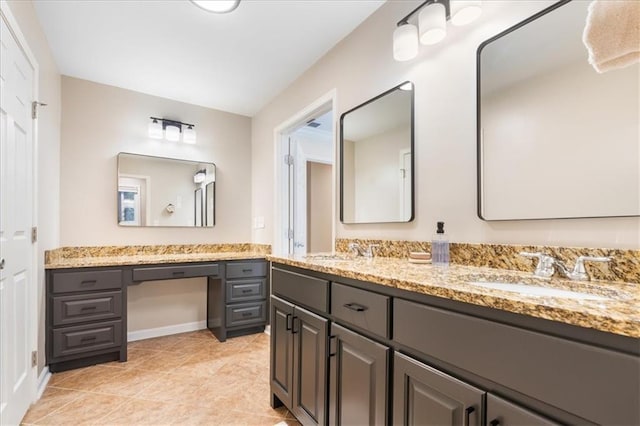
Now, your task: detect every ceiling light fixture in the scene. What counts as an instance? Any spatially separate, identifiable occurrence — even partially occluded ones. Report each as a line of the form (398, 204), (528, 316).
(393, 0), (482, 62)
(148, 117), (197, 144)
(189, 0), (240, 14)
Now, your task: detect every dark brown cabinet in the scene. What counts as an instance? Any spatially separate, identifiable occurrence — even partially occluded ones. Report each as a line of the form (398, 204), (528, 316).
(270, 295), (328, 426)
(207, 260), (268, 341)
(393, 352), (483, 426)
(47, 267), (126, 372)
(329, 323), (389, 425)
(270, 262), (639, 426)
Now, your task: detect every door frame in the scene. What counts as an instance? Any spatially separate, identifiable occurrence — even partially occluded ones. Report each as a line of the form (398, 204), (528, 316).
(272, 90), (337, 255)
(0, 0), (40, 404)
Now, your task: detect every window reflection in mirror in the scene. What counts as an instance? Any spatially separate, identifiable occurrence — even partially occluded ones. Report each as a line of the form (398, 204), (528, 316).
(478, 0), (639, 220)
(340, 81), (414, 224)
(117, 153), (216, 227)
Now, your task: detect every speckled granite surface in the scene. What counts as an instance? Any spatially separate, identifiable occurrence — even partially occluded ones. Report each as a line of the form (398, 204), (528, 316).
(268, 254), (640, 338)
(336, 238), (640, 284)
(45, 244), (271, 269)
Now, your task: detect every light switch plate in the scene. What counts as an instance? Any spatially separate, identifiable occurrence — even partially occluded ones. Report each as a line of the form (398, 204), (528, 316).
(253, 216), (265, 229)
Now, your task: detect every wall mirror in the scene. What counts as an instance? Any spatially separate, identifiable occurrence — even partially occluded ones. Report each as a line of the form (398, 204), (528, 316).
(340, 81), (415, 224)
(477, 0), (639, 221)
(117, 152), (216, 227)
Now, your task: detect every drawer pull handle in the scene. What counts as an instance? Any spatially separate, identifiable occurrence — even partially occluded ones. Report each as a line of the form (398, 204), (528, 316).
(242, 312), (253, 317)
(241, 289), (253, 294)
(80, 336), (97, 342)
(172, 271), (185, 276)
(242, 268), (253, 273)
(489, 420), (500, 426)
(80, 306), (97, 311)
(464, 406), (475, 426)
(344, 303), (367, 312)
(80, 280), (97, 286)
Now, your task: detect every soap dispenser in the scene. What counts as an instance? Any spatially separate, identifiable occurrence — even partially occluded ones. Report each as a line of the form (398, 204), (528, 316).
(432, 221), (450, 266)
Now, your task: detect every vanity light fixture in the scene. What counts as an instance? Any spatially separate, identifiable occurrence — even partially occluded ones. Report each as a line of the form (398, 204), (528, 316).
(393, 0), (482, 62)
(148, 117), (197, 144)
(189, 0), (240, 13)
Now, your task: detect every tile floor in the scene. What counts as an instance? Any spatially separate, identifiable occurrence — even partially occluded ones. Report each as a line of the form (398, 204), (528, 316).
(22, 331), (300, 425)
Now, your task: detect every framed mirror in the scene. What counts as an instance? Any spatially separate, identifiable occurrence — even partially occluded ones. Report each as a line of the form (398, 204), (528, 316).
(477, 0), (639, 221)
(117, 152), (216, 227)
(340, 81), (415, 224)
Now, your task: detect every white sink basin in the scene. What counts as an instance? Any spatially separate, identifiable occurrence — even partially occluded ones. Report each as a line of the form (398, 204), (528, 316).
(469, 281), (610, 301)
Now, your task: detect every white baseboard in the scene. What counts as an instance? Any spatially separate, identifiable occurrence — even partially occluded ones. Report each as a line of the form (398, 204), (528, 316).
(36, 367), (51, 400)
(264, 325), (271, 336)
(127, 320), (207, 342)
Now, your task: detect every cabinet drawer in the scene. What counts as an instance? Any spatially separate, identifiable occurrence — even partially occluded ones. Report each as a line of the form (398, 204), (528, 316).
(226, 301), (266, 328)
(226, 261), (267, 279)
(331, 282), (390, 339)
(487, 394), (558, 426)
(132, 264), (219, 282)
(272, 267), (328, 313)
(52, 320), (122, 358)
(226, 279), (266, 303)
(52, 270), (122, 294)
(52, 291), (122, 326)
(393, 299), (640, 426)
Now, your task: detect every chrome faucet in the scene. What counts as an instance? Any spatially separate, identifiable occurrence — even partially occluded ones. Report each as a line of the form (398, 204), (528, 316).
(520, 252), (612, 281)
(552, 256), (612, 281)
(520, 252), (555, 278)
(348, 243), (379, 258)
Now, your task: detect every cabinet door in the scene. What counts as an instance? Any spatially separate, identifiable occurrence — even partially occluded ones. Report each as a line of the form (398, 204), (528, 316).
(292, 305), (328, 426)
(270, 296), (295, 408)
(486, 394), (558, 426)
(329, 323), (389, 426)
(393, 352), (484, 426)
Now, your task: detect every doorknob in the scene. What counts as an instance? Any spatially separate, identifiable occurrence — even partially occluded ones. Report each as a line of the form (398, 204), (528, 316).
(0, 258), (5, 270)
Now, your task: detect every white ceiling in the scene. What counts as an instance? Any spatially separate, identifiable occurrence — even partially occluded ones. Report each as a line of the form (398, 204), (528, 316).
(34, 0), (385, 117)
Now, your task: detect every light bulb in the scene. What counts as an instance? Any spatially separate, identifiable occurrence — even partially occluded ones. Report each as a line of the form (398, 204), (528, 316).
(165, 125), (181, 142)
(148, 119), (163, 139)
(393, 24), (419, 62)
(419, 2), (447, 45)
(451, 0), (482, 26)
(189, 0), (240, 13)
(183, 126), (197, 144)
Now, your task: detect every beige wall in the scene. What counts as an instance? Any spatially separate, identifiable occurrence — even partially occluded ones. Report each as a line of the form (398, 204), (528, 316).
(6, 0), (61, 375)
(251, 0), (639, 250)
(61, 77), (252, 334)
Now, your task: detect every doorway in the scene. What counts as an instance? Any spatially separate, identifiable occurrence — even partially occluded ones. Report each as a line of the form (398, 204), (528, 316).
(274, 92), (336, 255)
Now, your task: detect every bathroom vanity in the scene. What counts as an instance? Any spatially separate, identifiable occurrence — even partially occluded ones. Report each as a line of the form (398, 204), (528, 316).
(45, 248), (269, 372)
(268, 257), (640, 426)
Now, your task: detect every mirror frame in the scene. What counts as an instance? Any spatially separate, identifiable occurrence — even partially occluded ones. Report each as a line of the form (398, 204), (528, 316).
(339, 81), (416, 224)
(476, 0), (638, 221)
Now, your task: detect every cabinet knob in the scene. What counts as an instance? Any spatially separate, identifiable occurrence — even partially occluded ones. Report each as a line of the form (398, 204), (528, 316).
(489, 420), (500, 426)
(0, 258), (4, 270)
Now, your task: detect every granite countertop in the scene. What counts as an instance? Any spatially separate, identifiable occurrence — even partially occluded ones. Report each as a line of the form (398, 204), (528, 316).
(44, 244), (270, 269)
(268, 254), (640, 338)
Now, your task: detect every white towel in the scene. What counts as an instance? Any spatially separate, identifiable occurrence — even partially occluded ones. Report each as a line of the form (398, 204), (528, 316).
(583, 0), (640, 73)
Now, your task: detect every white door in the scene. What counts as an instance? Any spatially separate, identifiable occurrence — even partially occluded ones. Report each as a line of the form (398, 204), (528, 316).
(0, 11), (36, 426)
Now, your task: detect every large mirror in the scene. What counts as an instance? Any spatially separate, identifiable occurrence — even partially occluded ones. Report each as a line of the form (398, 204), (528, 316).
(340, 81), (415, 223)
(478, 0), (639, 221)
(117, 153), (216, 227)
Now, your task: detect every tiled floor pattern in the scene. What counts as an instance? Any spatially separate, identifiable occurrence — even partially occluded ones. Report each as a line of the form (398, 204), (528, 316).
(22, 331), (300, 425)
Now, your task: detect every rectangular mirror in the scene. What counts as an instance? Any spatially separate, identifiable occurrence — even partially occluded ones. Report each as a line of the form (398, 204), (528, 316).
(340, 81), (415, 223)
(117, 152), (216, 227)
(478, 0), (639, 221)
